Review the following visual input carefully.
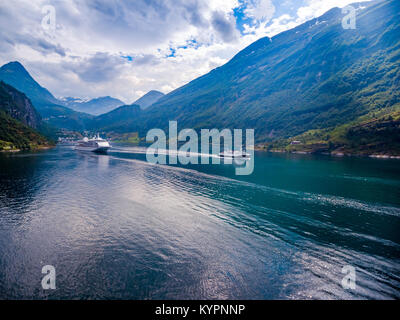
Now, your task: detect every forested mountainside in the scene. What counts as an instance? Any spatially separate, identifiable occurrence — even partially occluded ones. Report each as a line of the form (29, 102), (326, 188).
(0, 82), (52, 151)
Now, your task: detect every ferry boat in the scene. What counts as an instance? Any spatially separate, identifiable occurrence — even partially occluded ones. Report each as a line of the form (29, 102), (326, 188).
(219, 150), (250, 159)
(75, 135), (111, 153)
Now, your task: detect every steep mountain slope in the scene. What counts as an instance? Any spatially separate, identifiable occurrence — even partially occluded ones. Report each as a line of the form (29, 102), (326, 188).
(62, 96), (125, 115)
(133, 90), (164, 110)
(0, 81), (42, 129)
(0, 61), (93, 130)
(0, 61), (59, 106)
(88, 104), (141, 131)
(98, 0), (399, 150)
(0, 82), (52, 151)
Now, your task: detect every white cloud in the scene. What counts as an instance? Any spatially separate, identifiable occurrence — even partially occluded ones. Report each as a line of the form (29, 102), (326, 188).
(297, 0), (365, 22)
(244, 0), (276, 22)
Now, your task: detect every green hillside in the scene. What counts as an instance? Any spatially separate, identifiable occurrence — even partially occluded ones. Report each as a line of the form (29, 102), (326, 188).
(266, 106), (400, 155)
(0, 111), (50, 151)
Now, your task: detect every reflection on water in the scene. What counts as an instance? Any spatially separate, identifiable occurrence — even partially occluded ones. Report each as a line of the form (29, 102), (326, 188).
(0, 146), (399, 299)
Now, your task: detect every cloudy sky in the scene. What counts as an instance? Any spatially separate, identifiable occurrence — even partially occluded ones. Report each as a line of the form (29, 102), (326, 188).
(0, 0), (367, 103)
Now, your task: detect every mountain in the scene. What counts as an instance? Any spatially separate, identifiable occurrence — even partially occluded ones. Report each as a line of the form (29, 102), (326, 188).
(39, 104), (94, 131)
(133, 90), (164, 110)
(62, 96), (125, 115)
(0, 81), (52, 151)
(0, 81), (42, 129)
(88, 104), (141, 131)
(0, 61), (59, 106)
(93, 0), (399, 154)
(0, 61), (94, 130)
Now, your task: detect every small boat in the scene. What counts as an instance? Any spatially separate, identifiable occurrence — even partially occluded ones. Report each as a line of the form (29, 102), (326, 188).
(75, 135), (111, 153)
(219, 150), (250, 159)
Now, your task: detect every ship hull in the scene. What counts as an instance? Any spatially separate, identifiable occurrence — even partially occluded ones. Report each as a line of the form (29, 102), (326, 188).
(75, 146), (110, 153)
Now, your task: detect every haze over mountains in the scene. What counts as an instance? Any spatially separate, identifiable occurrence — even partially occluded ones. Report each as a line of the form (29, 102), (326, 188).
(0, 0), (399, 154)
(61, 96), (125, 116)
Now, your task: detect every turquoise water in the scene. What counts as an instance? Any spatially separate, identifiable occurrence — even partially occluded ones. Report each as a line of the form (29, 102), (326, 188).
(0, 146), (399, 299)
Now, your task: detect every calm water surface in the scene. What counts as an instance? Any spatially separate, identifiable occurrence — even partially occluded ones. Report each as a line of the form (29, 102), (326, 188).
(0, 146), (399, 299)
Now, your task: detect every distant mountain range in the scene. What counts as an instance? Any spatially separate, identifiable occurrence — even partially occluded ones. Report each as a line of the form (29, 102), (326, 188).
(1, 0), (399, 155)
(132, 90), (164, 110)
(61, 90), (164, 115)
(0, 81), (52, 151)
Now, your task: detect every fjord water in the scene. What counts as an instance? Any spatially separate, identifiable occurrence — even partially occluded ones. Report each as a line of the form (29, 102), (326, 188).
(0, 146), (399, 299)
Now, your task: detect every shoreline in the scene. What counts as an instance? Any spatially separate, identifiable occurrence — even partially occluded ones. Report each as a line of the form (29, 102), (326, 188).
(0, 148), (20, 153)
(255, 147), (400, 159)
(0, 145), (55, 154)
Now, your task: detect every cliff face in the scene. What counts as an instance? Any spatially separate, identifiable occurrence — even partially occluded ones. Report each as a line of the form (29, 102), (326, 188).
(0, 81), (51, 151)
(0, 81), (42, 129)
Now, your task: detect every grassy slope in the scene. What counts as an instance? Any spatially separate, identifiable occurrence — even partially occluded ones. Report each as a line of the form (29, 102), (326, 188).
(265, 104), (400, 155)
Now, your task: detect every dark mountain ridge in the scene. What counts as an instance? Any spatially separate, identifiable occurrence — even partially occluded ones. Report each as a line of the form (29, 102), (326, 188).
(0, 61), (59, 106)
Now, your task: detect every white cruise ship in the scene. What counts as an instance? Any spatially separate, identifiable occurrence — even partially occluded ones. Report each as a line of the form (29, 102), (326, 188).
(75, 135), (111, 153)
